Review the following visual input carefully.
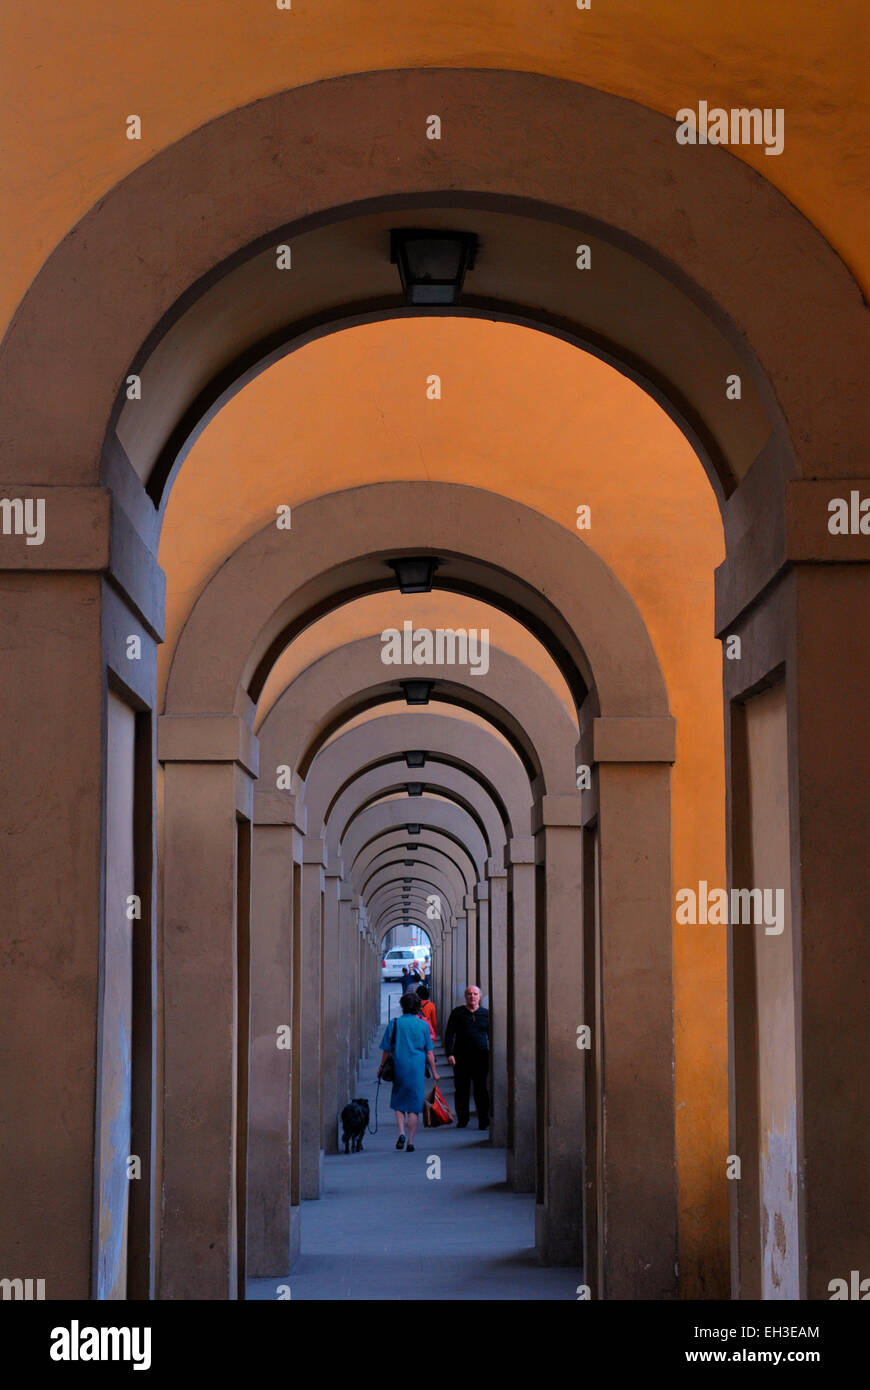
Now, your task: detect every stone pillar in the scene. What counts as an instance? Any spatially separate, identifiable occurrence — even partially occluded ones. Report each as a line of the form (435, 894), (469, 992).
(0, 495), (162, 1299)
(368, 928), (378, 1041)
(475, 881), (490, 1000)
(581, 715), (677, 1298)
(487, 863), (509, 1148)
(337, 884), (355, 1106)
(360, 909), (373, 1056)
(425, 936), (436, 1016)
(0, 577), (106, 1300)
(439, 929), (447, 1028)
(360, 905), (368, 1062)
(440, 927), (447, 1033)
(532, 799), (584, 1266)
(355, 914), (365, 1064)
(715, 488), (870, 1299)
(438, 925), (451, 1036)
(452, 912), (467, 1006)
(361, 922), (370, 1053)
(248, 791), (303, 1276)
(321, 859), (342, 1153)
(506, 838), (536, 1192)
(361, 928), (370, 1050)
(158, 714), (259, 1298)
(464, 894), (477, 987)
(349, 904), (360, 1073)
(300, 835), (326, 1199)
(473, 879), (491, 1142)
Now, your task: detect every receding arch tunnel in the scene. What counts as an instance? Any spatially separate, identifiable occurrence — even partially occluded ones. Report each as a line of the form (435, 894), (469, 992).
(2, 36), (867, 1312)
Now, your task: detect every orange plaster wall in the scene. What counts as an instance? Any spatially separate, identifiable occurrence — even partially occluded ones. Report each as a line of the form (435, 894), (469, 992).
(1, 0), (867, 341)
(159, 315), (729, 1292)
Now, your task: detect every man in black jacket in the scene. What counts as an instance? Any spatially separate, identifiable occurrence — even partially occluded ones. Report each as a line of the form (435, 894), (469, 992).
(444, 985), (490, 1129)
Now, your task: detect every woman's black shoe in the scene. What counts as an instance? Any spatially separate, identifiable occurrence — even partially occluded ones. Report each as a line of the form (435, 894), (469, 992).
(395, 1135), (406, 1149)
(406, 1144), (415, 1153)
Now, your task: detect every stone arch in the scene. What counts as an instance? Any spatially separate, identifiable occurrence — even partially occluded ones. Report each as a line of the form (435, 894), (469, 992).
(361, 850), (465, 909)
(372, 898), (452, 938)
(353, 826), (478, 897)
(253, 633), (579, 801)
(340, 798), (489, 877)
(375, 905), (444, 937)
(376, 918), (438, 951)
(331, 774), (503, 859)
(158, 494), (677, 1290)
(164, 481), (667, 722)
(258, 651), (543, 1106)
(302, 713), (530, 837)
(350, 820), (481, 888)
(365, 865), (460, 913)
(3, 69), (866, 508)
(347, 796), (489, 1090)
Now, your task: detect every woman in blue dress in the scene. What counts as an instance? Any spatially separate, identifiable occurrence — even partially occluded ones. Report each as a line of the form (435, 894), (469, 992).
(378, 992), (439, 1151)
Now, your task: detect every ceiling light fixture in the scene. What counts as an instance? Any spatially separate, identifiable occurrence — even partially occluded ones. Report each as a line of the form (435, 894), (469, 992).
(400, 681), (433, 706)
(390, 228), (479, 305)
(387, 557), (440, 594)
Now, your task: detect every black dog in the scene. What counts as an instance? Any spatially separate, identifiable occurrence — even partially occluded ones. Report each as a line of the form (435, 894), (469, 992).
(340, 1098), (370, 1153)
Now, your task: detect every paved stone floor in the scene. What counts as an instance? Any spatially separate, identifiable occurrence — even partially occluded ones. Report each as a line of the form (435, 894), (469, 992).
(248, 1024), (583, 1301)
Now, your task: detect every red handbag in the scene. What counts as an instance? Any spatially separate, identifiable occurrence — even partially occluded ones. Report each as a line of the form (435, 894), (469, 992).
(424, 1085), (453, 1128)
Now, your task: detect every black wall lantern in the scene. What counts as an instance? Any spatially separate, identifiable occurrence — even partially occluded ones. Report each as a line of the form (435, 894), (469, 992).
(406, 825), (422, 836)
(406, 783), (424, 798)
(388, 557), (440, 593)
(404, 750), (426, 768)
(390, 229), (479, 305)
(400, 680), (434, 705)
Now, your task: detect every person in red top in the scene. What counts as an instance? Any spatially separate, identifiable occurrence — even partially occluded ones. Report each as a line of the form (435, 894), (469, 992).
(416, 984), (437, 1040)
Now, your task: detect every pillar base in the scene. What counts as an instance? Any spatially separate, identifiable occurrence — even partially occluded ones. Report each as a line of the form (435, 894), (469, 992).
(289, 1205), (301, 1269)
(301, 1149), (324, 1200)
(536, 1201), (583, 1267)
(248, 1202), (303, 1279)
(506, 1148), (535, 1193)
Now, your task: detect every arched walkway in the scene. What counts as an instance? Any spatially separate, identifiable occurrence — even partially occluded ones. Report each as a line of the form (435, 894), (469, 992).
(158, 486), (675, 1295)
(1, 63), (867, 1304)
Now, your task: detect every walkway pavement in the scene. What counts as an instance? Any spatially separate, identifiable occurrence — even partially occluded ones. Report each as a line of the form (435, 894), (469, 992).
(248, 1022), (583, 1300)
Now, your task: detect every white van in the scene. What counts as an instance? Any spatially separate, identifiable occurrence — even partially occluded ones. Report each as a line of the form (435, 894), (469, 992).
(380, 947), (416, 982)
